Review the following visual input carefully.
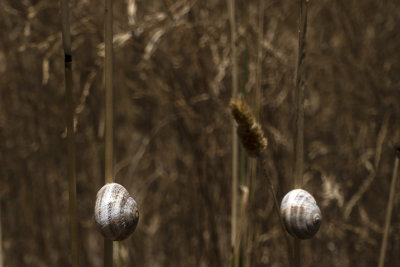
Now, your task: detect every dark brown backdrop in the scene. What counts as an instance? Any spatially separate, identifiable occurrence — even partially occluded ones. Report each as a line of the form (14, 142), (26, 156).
(1, 0), (400, 266)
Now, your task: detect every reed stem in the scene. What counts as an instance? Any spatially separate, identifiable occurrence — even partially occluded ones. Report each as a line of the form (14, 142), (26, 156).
(260, 156), (293, 267)
(227, 0), (239, 265)
(105, 0), (114, 184)
(378, 149), (400, 267)
(60, 0), (79, 266)
(293, 1), (309, 266)
(104, 0), (114, 265)
(0, 204), (3, 267)
(244, 4), (264, 264)
(294, 0), (308, 189)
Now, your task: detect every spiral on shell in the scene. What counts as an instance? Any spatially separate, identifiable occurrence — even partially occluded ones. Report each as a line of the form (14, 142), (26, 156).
(94, 183), (139, 241)
(280, 189), (322, 239)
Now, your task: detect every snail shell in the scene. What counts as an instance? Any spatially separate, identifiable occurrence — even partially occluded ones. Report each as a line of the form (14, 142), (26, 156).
(94, 183), (139, 241)
(280, 189), (322, 239)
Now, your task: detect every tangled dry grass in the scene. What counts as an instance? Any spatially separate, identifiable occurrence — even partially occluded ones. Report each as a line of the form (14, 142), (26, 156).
(0, 0), (400, 266)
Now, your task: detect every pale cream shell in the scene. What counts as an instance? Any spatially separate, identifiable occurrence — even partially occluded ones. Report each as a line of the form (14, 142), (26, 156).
(280, 189), (322, 239)
(94, 183), (139, 241)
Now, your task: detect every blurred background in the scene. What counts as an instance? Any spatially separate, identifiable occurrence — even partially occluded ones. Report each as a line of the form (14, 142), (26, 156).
(1, 0), (400, 266)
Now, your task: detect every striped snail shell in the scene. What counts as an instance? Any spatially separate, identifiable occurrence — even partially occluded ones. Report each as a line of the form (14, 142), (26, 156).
(280, 189), (322, 239)
(94, 183), (139, 241)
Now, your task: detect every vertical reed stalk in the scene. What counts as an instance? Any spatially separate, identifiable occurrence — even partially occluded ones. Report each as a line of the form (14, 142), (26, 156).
(60, 0), (79, 266)
(244, 3), (264, 265)
(235, 185), (249, 267)
(293, 1), (309, 266)
(244, 150), (256, 267)
(0, 204), (3, 267)
(104, 0), (114, 265)
(378, 149), (400, 267)
(227, 0), (239, 265)
(294, 0), (308, 189)
(230, 98), (292, 266)
(260, 156), (293, 267)
(244, 159), (255, 267)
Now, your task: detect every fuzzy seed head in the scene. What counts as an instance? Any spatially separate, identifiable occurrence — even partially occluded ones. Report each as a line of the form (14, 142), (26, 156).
(230, 98), (268, 157)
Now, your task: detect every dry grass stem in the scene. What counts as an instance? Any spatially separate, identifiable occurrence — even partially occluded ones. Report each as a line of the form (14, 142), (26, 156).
(104, 0), (114, 184)
(378, 149), (400, 267)
(60, 0), (79, 266)
(293, 1), (309, 266)
(260, 156), (293, 267)
(235, 185), (249, 266)
(230, 98), (268, 158)
(104, 0), (114, 265)
(0, 205), (3, 267)
(294, 0), (309, 189)
(230, 97), (291, 266)
(227, 0), (239, 265)
(245, 5), (265, 265)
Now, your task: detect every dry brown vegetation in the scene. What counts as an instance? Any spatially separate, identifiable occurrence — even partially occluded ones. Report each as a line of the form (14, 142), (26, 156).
(1, 0), (400, 266)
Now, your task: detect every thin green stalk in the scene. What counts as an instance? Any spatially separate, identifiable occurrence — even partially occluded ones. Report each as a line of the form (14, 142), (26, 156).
(0, 204), (3, 267)
(378, 150), (400, 267)
(260, 156), (293, 267)
(238, 13), (250, 265)
(235, 185), (249, 267)
(105, 0), (114, 184)
(104, 0), (114, 265)
(294, 0), (308, 189)
(227, 0), (239, 265)
(244, 159), (256, 267)
(293, 1), (309, 266)
(60, 0), (79, 266)
(229, 97), (291, 265)
(245, 4), (264, 265)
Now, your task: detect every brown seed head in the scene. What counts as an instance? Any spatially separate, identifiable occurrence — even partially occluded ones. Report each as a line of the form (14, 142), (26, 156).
(229, 98), (268, 157)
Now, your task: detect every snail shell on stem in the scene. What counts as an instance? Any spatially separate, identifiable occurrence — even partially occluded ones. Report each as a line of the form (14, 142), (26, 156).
(280, 189), (322, 239)
(94, 183), (139, 241)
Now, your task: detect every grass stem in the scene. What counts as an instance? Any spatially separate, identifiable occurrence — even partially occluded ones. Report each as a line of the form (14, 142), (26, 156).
(60, 0), (79, 266)
(0, 204), (3, 267)
(294, 0), (308, 189)
(378, 149), (400, 267)
(227, 0), (239, 265)
(260, 156), (293, 267)
(293, 1), (309, 266)
(243, 4), (264, 266)
(105, 0), (114, 185)
(104, 0), (114, 265)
